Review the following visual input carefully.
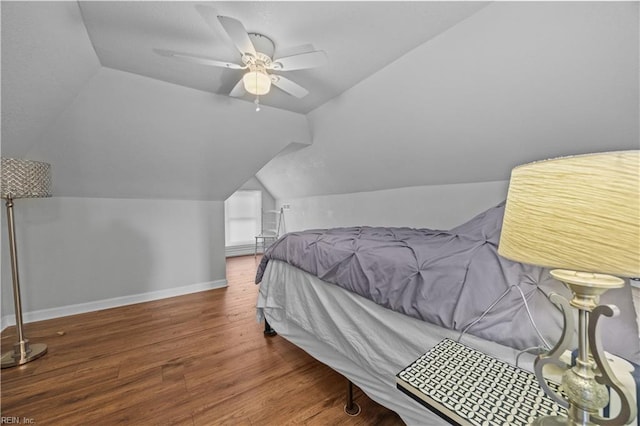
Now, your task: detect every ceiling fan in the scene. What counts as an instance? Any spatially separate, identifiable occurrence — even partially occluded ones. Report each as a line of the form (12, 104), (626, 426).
(154, 6), (327, 108)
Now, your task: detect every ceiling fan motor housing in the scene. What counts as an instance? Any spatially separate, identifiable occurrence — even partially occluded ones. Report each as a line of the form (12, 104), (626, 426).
(243, 33), (275, 66)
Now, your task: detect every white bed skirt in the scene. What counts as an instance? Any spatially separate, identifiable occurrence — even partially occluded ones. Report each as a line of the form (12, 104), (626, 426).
(257, 260), (537, 425)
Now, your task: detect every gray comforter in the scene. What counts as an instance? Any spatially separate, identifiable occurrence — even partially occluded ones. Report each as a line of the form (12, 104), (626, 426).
(256, 203), (640, 361)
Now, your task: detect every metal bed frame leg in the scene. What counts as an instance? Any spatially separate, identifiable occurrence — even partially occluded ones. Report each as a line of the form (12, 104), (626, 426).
(263, 319), (277, 337)
(262, 323), (359, 416)
(344, 380), (361, 416)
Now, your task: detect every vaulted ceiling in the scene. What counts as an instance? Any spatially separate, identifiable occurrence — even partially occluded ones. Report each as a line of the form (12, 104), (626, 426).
(258, 1), (640, 199)
(2, 1), (638, 201)
(77, 1), (490, 114)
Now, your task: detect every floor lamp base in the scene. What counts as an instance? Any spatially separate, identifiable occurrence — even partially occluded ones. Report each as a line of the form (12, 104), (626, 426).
(1, 342), (47, 368)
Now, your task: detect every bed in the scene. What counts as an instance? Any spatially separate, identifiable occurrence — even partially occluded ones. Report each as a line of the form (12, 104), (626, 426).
(255, 203), (640, 425)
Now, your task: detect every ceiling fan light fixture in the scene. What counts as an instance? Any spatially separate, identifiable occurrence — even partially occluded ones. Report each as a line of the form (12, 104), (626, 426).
(243, 69), (271, 96)
(156, 11), (323, 101)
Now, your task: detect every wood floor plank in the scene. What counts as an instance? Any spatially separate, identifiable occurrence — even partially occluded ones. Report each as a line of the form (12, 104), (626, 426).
(1, 255), (403, 425)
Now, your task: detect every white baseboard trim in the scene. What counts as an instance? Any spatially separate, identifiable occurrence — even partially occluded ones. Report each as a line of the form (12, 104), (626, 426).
(225, 244), (262, 257)
(1, 279), (228, 331)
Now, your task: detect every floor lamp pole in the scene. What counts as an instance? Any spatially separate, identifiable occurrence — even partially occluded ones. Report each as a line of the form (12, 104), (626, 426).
(1, 197), (47, 368)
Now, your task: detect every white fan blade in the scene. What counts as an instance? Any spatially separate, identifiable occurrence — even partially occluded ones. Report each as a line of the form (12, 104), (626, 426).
(229, 78), (246, 98)
(270, 50), (327, 71)
(217, 15), (256, 57)
(271, 75), (309, 98)
(154, 49), (245, 69)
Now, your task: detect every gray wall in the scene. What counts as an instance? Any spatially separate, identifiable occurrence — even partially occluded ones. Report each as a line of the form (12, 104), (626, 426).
(278, 180), (508, 232)
(1, 197), (226, 327)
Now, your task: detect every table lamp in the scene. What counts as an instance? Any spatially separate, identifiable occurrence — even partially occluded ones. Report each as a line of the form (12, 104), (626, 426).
(498, 150), (639, 425)
(1, 158), (52, 368)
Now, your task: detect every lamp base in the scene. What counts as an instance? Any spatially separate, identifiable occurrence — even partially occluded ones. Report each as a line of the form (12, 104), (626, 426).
(1, 342), (47, 368)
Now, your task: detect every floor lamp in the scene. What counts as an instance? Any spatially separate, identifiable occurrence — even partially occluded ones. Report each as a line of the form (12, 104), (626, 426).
(1, 158), (52, 368)
(499, 151), (638, 425)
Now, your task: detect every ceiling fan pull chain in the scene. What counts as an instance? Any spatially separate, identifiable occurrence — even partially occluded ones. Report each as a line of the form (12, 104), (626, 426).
(254, 69), (261, 111)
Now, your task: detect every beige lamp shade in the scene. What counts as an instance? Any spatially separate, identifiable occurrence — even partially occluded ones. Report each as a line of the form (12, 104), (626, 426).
(498, 150), (640, 278)
(1, 158), (52, 200)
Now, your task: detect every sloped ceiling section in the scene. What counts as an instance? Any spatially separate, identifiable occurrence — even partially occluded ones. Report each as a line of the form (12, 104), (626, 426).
(27, 67), (309, 200)
(257, 2), (640, 200)
(1, 1), (101, 157)
(2, 1), (310, 201)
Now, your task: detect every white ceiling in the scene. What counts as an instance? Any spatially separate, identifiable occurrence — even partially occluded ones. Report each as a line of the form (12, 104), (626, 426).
(2, 1), (638, 202)
(78, 1), (489, 114)
(1, 1), (310, 200)
(258, 1), (640, 199)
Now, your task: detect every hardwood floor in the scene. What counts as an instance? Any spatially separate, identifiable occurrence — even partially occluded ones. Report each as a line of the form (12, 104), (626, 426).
(1, 255), (404, 425)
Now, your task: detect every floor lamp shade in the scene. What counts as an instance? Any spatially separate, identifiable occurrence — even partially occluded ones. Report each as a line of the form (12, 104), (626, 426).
(1, 158), (52, 200)
(1, 157), (52, 368)
(498, 150), (640, 278)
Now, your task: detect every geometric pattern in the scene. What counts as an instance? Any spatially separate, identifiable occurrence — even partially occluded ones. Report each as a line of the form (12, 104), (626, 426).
(1, 158), (52, 199)
(397, 339), (567, 426)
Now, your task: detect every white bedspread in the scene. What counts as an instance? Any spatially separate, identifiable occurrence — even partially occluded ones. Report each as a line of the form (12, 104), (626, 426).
(257, 260), (537, 425)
